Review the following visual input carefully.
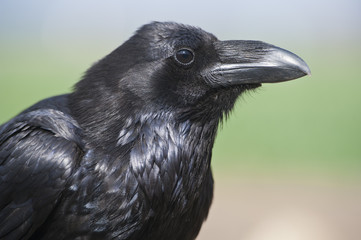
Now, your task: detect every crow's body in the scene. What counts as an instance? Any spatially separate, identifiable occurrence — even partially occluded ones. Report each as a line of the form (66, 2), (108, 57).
(0, 22), (310, 240)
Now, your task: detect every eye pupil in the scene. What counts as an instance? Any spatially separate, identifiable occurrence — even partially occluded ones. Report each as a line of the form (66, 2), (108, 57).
(175, 49), (194, 65)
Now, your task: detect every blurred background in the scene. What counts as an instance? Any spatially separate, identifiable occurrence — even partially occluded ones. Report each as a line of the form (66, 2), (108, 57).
(0, 0), (360, 239)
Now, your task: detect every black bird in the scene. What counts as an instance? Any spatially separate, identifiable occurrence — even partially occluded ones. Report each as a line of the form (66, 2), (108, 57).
(0, 22), (310, 240)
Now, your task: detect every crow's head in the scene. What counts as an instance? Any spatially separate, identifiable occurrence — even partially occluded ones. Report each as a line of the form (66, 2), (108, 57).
(71, 22), (310, 131)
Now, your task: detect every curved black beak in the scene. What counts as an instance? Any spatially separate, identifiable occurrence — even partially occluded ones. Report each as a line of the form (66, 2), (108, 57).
(203, 40), (311, 87)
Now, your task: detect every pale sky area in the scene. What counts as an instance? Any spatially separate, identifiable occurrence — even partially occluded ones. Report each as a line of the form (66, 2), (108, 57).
(1, 0), (360, 45)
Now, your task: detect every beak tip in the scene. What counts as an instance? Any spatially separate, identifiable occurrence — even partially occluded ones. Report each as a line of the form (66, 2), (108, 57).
(301, 63), (312, 77)
(274, 47), (311, 81)
(298, 56), (311, 76)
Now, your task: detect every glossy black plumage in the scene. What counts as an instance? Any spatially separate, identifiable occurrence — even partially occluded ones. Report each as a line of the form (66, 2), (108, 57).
(0, 22), (310, 240)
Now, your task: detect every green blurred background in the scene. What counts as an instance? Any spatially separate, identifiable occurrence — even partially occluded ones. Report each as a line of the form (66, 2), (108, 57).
(1, 1), (360, 239)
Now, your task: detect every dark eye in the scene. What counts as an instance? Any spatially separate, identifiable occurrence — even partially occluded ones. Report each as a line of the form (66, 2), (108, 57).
(174, 48), (195, 65)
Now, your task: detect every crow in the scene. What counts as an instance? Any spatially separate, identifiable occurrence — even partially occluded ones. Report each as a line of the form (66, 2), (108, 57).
(0, 22), (310, 240)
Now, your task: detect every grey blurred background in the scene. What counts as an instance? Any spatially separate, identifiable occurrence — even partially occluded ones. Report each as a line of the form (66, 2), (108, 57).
(1, 1), (360, 239)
